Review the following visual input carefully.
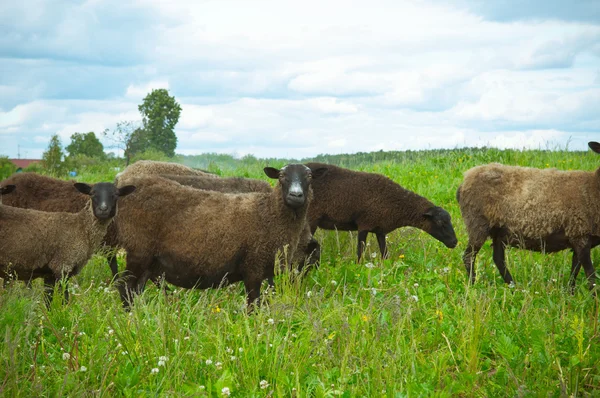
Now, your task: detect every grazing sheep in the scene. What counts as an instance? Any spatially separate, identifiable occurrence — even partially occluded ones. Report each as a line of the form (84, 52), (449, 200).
(115, 164), (327, 308)
(1, 173), (122, 278)
(0, 182), (135, 304)
(457, 141), (600, 290)
(161, 174), (271, 193)
(162, 174), (321, 281)
(116, 160), (216, 181)
(305, 162), (458, 262)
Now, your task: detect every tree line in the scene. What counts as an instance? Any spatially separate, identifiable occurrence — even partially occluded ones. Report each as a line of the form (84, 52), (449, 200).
(39, 88), (182, 176)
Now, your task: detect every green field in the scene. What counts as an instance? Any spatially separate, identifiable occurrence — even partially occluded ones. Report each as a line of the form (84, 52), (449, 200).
(1, 147), (599, 397)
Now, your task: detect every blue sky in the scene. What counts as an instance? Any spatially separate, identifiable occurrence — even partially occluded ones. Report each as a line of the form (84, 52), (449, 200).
(1, 0), (599, 159)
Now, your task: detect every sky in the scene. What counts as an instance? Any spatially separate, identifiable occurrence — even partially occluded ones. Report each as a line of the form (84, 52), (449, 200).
(0, 0), (599, 160)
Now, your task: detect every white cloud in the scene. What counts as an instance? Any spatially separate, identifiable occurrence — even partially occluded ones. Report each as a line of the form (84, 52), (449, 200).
(125, 81), (170, 100)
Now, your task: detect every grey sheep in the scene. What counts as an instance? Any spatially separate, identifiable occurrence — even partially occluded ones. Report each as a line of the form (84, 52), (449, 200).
(305, 162), (458, 262)
(0, 182), (135, 304)
(115, 164), (327, 308)
(456, 141), (600, 290)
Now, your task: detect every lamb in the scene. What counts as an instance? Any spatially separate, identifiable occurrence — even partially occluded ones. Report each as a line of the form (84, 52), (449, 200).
(305, 162), (458, 262)
(115, 164), (327, 308)
(161, 174), (321, 279)
(0, 182), (135, 304)
(1, 173), (122, 278)
(116, 160), (216, 181)
(456, 141), (600, 290)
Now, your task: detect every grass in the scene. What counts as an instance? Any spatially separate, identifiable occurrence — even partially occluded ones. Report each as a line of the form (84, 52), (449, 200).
(1, 146), (599, 397)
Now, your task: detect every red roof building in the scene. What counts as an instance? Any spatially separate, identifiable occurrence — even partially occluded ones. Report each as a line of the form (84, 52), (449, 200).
(10, 159), (42, 171)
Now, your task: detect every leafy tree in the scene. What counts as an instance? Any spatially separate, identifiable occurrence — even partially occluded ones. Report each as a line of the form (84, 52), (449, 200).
(42, 134), (65, 176)
(0, 156), (16, 179)
(66, 132), (105, 159)
(103, 121), (150, 166)
(138, 89), (181, 157)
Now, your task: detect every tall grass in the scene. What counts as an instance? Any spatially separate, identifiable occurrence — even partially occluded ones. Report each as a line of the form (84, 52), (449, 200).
(1, 146), (599, 396)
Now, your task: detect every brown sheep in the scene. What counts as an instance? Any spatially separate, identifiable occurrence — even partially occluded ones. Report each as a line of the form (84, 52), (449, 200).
(116, 160), (216, 181)
(161, 174), (271, 193)
(0, 182), (135, 304)
(161, 174), (321, 282)
(305, 162), (458, 262)
(115, 164), (327, 308)
(1, 173), (122, 278)
(457, 141), (600, 290)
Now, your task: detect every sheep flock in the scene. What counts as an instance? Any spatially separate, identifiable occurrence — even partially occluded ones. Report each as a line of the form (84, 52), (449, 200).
(1, 143), (600, 311)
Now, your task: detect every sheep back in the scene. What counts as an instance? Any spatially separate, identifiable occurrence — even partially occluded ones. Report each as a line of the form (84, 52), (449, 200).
(458, 163), (600, 239)
(116, 160), (216, 182)
(161, 174), (271, 193)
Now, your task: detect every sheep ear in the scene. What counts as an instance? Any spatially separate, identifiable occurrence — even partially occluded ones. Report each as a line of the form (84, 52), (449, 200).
(589, 142), (600, 154)
(1, 185), (15, 195)
(118, 185), (136, 197)
(74, 183), (92, 195)
(263, 167), (280, 179)
(311, 167), (328, 179)
(423, 208), (436, 218)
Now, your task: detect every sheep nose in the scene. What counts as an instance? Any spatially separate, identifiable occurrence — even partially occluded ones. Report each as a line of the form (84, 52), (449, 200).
(289, 191), (304, 198)
(99, 204), (108, 211)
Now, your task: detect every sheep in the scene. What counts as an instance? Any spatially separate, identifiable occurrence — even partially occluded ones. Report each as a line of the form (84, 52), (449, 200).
(116, 160), (216, 181)
(114, 164), (327, 308)
(1, 185), (15, 197)
(1, 173), (122, 278)
(456, 141), (600, 291)
(305, 162), (458, 262)
(161, 174), (321, 281)
(0, 182), (135, 304)
(160, 174), (271, 193)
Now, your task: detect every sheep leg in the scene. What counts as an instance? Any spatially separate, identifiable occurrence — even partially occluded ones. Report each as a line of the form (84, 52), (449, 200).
(357, 230), (369, 262)
(43, 275), (68, 306)
(243, 276), (263, 311)
(108, 254), (119, 278)
(463, 239), (484, 284)
(376, 233), (389, 259)
(569, 250), (581, 293)
(492, 237), (513, 285)
(573, 244), (597, 292)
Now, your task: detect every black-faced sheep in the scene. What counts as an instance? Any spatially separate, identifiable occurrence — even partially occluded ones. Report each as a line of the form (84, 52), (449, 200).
(161, 174), (321, 277)
(1, 173), (122, 278)
(305, 162), (458, 262)
(116, 160), (216, 181)
(457, 141), (600, 290)
(0, 182), (135, 304)
(115, 164), (327, 308)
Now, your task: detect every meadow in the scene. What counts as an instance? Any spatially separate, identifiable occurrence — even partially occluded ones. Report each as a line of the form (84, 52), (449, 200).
(1, 146), (599, 397)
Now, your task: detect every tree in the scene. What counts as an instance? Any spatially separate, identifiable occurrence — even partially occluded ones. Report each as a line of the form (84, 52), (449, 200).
(103, 121), (149, 166)
(42, 134), (65, 176)
(66, 132), (105, 159)
(138, 88), (181, 157)
(0, 156), (16, 180)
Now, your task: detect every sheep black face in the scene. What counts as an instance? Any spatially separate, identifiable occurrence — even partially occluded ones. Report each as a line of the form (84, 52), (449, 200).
(0, 185), (16, 195)
(74, 182), (136, 220)
(423, 206), (458, 248)
(264, 164), (328, 209)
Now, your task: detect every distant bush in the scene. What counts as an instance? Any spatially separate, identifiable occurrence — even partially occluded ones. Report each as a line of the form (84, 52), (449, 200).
(0, 156), (16, 180)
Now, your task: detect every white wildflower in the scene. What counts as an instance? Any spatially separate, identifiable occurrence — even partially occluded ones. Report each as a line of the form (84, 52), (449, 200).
(226, 347), (233, 354)
(371, 252), (377, 259)
(159, 356), (169, 362)
(158, 360), (165, 367)
(184, 336), (190, 340)
(151, 368), (159, 374)
(230, 356), (237, 361)
(365, 262), (375, 269)
(331, 280), (337, 286)
(205, 359), (213, 366)
(267, 318), (275, 325)
(80, 366), (87, 372)
(306, 291), (313, 297)
(410, 295), (419, 302)
(215, 362), (223, 370)
(413, 283), (419, 287)
(260, 380), (269, 389)
(238, 347), (244, 353)
(221, 387), (231, 396)
(371, 288), (377, 296)
(62, 353), (71, 361)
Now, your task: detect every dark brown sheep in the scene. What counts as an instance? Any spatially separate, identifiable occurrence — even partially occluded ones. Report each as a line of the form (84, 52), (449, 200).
(0, 182), (135, 304)
(305, 162), (458, 262)
(116, 160), (216, 182)
(457, 141), (600, 290)
(115, 164), (327, 308)
(1, 173), (122, 278)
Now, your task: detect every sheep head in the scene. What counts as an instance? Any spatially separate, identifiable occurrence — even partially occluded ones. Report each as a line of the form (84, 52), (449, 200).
(264, 164), (328, 209)
(74, 182), (136, 220)
(0, 185), (16, 195)
(423, 206), (458, 248)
